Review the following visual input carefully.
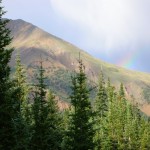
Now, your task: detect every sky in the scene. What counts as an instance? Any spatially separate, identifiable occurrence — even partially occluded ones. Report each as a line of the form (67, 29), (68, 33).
(3, 0), (150, 73)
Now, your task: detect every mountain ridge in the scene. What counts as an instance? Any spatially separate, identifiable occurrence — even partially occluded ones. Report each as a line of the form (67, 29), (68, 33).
(7, 19), (150, 115)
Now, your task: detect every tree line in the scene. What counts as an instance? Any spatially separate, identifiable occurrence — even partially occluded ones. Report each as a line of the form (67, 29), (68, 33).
(0, 2), (150, 149)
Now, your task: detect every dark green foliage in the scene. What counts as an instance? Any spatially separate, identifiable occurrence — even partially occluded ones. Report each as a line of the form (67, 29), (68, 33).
(94, 71), (108, 149)
(0, 1), (15, 149)
(48, 68), (72, 101)
(63, 58), (95, 150)
(95, 71), (108, 117)
(93, 77), (150, 149)
(13, 52), (29, 104)
(31, 61), (62, 150)
(46, 91), (63, 149)
(31, 60), (48, 149)
(12, 52), (31, 149)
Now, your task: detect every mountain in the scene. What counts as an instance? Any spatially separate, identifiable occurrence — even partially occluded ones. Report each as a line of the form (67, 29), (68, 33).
(7, 19), (150, 115)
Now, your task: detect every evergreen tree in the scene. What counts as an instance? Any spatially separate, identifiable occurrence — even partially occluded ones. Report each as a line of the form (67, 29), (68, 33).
(31, 60), (47, 149)
(116, 83), (127, 149)
(0, 1), (16, 149)
(12, 52), (31, 149)
(94, 78), (150, 149)
(125, 101), (134, 149)
(95, 71), (108, 118)
(94, 71), (108, 149)
(139, 117), (150, 149)
(63, 58), (94, 150)
(13, 51), (31, 124)
(31, 60), (62, 150)
(45, 90), (63, 150)
(13, 51), (29, 108)
(105, 79), (118, 149)
(130, 103), (141, 149)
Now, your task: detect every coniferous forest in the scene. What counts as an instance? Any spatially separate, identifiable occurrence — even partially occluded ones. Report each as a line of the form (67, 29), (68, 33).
(1, 1), (150, 149)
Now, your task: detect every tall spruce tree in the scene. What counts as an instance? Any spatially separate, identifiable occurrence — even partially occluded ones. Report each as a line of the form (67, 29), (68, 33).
(31, 60), (47, 149)
(104, 79), (117, 149)
(139, 117), (150, 149)
(12, 52), (31, 149)
(95, 71), (108, 117)
(94, 71), (108, 149)
(116, 83), (127, 149)
(31, 60), (62, 150)
(63, 58), (94, 150)
(46, 90), (62, 150)
(130, 103), (141, 149)
(13, 52), (29, 107)
(0, 1), (16, 149)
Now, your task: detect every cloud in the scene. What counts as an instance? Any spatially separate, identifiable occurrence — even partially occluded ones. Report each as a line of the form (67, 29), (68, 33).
(3, 0), (150, 71)
(50, 0), (150, 56)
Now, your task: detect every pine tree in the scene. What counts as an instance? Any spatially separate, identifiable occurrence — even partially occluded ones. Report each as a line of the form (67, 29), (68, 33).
(139, 117), (150, 149)
(95, 71), (108, 118)
(13, 51), (29, 107)
(116, 83), (127, 149)
(104, 81), (127, 149)
(105, 79), (118, 149)
(46, 90), (63, 150)
(31, 60), (62, 150)
(12, 52), (31, 149)
(63, 58), (95, 150)
(125, 101), (134, 149)
(0, 1), (16, 149)
(94, 71), (108, 149)
(31, 60), (47, 149)
(130, 103), (141, 149)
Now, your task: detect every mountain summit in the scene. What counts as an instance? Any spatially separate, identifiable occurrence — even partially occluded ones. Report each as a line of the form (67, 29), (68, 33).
(7, 19), (150, 115)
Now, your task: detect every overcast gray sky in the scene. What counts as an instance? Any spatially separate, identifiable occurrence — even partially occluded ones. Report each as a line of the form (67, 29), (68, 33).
(3, 0), (150, 73)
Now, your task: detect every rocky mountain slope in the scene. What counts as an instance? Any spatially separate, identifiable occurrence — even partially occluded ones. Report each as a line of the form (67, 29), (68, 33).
(7, 19), (150, 115)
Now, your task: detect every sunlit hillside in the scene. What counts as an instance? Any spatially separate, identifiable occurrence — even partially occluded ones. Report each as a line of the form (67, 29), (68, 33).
(8, 19), (150, 115)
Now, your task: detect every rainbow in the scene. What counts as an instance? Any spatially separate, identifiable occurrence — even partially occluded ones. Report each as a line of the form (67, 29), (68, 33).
(117, 49), (138, 69)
